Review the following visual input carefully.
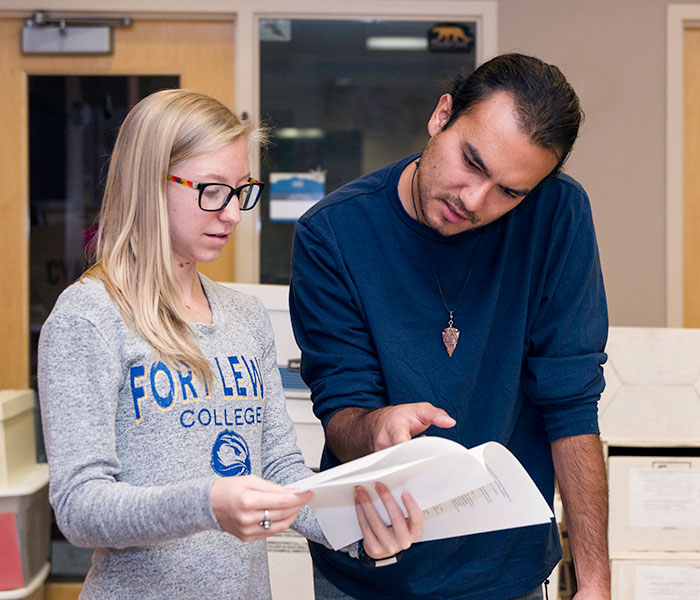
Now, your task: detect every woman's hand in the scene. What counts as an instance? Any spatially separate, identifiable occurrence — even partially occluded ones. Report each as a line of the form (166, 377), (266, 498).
(354, 482), (423, 559)
(210, 475), (314, 542)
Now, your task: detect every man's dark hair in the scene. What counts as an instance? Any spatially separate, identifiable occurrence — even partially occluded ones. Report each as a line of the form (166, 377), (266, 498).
(445, 53), (583, 174)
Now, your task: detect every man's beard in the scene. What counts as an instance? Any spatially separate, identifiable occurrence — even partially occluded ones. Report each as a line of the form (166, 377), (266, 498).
(416, 169), (480, 235)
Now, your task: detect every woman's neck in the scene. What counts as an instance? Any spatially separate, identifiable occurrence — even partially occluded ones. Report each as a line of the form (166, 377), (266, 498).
(173, 260), (212, 323)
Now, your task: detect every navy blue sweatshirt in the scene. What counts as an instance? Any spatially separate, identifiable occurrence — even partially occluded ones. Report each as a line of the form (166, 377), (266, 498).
(289, 154), (608, 600)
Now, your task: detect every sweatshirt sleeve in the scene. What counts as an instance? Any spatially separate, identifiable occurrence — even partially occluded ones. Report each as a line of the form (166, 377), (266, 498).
(289, 219), (387, 429)
(241, 300), (327, 546)
(523, 184), (608, 442)
(38, 312), (220, 549)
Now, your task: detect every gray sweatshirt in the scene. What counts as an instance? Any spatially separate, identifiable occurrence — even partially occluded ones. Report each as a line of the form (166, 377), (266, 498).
(38, 274), (327, 599)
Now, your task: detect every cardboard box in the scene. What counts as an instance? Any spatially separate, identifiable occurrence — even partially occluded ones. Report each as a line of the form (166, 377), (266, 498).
(609, 455), (700, 552)
(599, 327), (700, 446)
(611, 553), (700, 600)
(0, 391), (37, 488)
(267, 529), (313, 600)
(0, 464), (50, 591)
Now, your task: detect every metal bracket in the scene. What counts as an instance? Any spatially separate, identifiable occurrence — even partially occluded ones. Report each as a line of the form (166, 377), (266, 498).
(25, 11), (131, 32)
(22, 11), (132, 55)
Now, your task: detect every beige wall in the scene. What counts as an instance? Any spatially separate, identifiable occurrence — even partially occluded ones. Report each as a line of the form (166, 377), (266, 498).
(496, 0), (694, 327)
(2, 0), (691, 326)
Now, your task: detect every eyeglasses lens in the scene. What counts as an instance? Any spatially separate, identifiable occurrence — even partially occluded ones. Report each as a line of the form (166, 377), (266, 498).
(239, 184), (262, 211)
(200, 184), (231, 211)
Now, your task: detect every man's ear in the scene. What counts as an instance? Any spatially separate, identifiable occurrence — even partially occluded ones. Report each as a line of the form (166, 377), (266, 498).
(427, 94), (454, 137)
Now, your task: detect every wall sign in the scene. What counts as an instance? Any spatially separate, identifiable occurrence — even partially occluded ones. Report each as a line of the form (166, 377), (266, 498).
(428, 23), (474, 53)
(269, 171), (325, 222)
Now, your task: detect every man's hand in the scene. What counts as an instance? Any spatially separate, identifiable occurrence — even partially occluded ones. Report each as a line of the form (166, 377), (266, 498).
(326, 403), (456, 462)
(370, 403), (457, 451)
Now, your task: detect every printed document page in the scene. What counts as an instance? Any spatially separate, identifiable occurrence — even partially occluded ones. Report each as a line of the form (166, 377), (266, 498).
(289, 438), (553, 549)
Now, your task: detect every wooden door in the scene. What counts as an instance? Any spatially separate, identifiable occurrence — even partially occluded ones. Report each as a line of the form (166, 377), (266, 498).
(0, 17), (235, 389)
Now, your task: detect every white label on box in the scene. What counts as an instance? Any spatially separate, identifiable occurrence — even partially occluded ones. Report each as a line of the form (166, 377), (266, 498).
(628, 468), (700, 528)
(635, 565), (700, 599)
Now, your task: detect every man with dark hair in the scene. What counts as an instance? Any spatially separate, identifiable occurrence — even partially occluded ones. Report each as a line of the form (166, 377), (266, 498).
(290, 53), (610, 600)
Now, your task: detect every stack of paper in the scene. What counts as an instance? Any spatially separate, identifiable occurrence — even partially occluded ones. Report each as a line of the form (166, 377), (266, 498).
(290, 438), (554, 550)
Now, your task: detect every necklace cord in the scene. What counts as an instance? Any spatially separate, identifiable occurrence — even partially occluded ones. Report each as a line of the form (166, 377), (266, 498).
(409, 161), (484, 317)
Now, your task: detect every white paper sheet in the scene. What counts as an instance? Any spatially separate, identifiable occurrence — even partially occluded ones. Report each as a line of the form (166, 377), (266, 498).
(635, 565), (700, 599)
(289, 438), (553, 549)
(419, 442), (554, 541)
(628, 468), (700, 529)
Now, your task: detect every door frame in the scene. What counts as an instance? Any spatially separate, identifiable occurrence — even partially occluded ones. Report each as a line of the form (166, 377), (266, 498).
(667, 4), (700, 327)
(0, 15), (236, 388)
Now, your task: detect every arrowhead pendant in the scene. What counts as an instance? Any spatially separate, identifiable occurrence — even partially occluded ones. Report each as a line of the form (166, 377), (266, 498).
(442, 326), (460, 357)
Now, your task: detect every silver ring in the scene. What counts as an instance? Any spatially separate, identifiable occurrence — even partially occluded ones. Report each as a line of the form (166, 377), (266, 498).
(260, 509), (272, 530)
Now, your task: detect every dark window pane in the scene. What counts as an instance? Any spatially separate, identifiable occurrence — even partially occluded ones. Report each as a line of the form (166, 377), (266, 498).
(29, 75), (179, 389)
(259, 19), (476, 283)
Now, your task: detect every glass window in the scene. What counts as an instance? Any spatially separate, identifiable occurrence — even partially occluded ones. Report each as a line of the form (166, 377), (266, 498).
(29, 75), (179, 390)
(259, 19), (476, 284)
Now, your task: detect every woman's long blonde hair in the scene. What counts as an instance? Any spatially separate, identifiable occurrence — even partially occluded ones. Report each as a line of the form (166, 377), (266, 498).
(86, 89), (257, 383)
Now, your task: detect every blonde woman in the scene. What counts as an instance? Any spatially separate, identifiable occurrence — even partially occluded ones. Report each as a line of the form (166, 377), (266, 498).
(38, 89), (421, 599)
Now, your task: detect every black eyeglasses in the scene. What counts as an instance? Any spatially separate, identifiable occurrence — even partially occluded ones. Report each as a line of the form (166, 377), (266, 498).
(167, 174), (265, 211)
